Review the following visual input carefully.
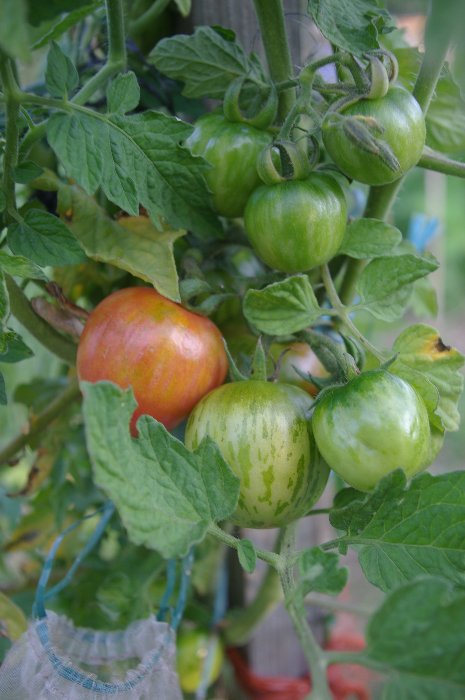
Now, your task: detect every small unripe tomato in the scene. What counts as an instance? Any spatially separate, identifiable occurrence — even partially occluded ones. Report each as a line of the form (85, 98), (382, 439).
(244, 173), (347, 273)
(185, 114), (272, 218)
(77, 287), (228, 435)
(322, 87), (426, 185)
(185, 380), (329, 528)
(176, 629), (224, 693)
(271, 342), (329, 396)
(312, 370), (432, 491)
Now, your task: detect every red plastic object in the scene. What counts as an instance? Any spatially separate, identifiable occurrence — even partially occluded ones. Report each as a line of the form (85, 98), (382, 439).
(228, 632), (370, 700)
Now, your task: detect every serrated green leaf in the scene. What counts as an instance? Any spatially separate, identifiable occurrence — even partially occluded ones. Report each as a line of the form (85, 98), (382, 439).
(0, 591), (27, 639)
(243, 276), (322, 336)
(0, 0), (30, 61)
(0, 270), (9, 323)
(363, 578), (465, 699)
(7, 209), (86, 267)
(47, 110), (221, 238)
(45, 41), (79, 98)
(296, 547), (347, 599)
(32, 3), (102, 50)
(409, 276), (438, 318)
(107, 72), (140, 114)
(331, 470), (465, 593)
(0, 331), (34, 363)
(307, 0), (393, 56)
(426, 67), (465, 154)
(150, 26), (265, 99)
(28, 0), (93, 25)
(339, 219), (402, 259)
(237, 538), (257, 574)
(57, 185), (183, 301)
(14, 161), (43, 184)
(81, 382), (240, 558)
(391, 324), (464, 432)
(0, 251), (48, 281)
(172, 0), (191, 17)
(0, 372), (6, 405)
(357, 254), (439, 321)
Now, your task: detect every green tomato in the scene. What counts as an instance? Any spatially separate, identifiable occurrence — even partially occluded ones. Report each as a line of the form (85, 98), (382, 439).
(185, 380), (329, 528)
(185, 114), (272, 218)
(244, 173), (347, 273)
(176, 629), (223, 694)
(312, 370), (432, 491)
(322, 87), (426, 185)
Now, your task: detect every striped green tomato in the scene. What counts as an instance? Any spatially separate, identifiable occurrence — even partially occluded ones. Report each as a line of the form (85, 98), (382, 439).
(185, 380), (329, 528)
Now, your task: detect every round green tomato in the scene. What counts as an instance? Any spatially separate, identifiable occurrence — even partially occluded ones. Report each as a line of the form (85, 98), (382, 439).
(185, 114), (272, 218)
(176, 629), (223, 693)
(185, 380), (329, 528)
(312, 370), (431, 491)
(244, 173), (347, 273)
(322, 87), (426, 185)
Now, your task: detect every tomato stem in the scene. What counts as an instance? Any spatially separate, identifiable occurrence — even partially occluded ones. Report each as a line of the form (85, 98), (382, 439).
(208, 523), (281, 569)
(0, 56), (21, 222)
(418, 147), (465, 180)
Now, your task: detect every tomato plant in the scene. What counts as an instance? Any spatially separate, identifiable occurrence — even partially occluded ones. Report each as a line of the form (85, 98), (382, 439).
(244, 172), (347, 272)
(77, 287), (228, 434)
(185, 380), (329, 528)
(185, 114), (272, 218)
(312, 370), (432, 491)
(322, 88), (426, 185)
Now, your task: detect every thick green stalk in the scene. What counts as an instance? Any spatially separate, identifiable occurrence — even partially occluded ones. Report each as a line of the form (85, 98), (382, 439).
(339, 1), (456, 306)
(5, 277), (77, 365)
(252, 0), (295, 120)
(0, 379), (81, 466)
(129, 0), (170, 35)
(418, 148), (465, 179)
(0, 57), (21, 222)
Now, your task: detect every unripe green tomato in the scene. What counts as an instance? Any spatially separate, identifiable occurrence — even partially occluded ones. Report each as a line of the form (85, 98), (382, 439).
(185, 114), (272, 218)
(244, 173), (347, 273)
(322, 87), (426, 185)
(185, 380), (329, 528)
(312, 370), (432, 491)
(176, 629), (223, 693)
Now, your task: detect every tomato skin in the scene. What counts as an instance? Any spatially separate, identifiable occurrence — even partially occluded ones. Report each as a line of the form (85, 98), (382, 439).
(176, 629), (223, 693)
(322, 87), (426, 185)
(244, 173), (347, 272)
(185, 114), (272, 218)
(312, 370), (431, 491)
(185, 380), (329, 528)
(77, 287), (228, 434)
(272, 342), (329, 397)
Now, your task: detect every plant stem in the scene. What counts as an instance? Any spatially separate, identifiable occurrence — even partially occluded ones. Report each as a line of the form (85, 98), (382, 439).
(208, 523), (281, 569)
(279, 523), (333, 700)
(0, 57), (21, 222)
(338, 1), (456, 307)
(5, 276), (77, 365)
(305, 593), (373, 617)
(321, 265), (385, 361)
(252, 0), (295, 121)
(129, 0), (170, 36)
(0, 379), (81, 466)
(418, 147), (465, 179)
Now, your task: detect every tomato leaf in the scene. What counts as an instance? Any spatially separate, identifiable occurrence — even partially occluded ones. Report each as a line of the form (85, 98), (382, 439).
(0, 373), (6, 405)
(107, 72), (140, 115)
(150, 26), (265, 99)
(331, 470), (465, 593)
(32, 3), (102, 50)
(390, 324), (465, 432)
(47, 110), (222, 238)
(0, 591), (27, 640)
(361, 578), (465, 699)
(409, 276), (438, 318)
(81, 381), (240, 558)
(339, 219), (402, 259)
(172, 0), (191, 17)
(14, 161), (43, 184)
(7, 209), (86, 267)
(0, 250), (48, 281)
(57, 185), (183, 302)
(0, 0), (29, 61)
(307, 0), (394, 56)
(45, 41), (79, 99)
(237, 539), (257, 574)
(356, 254), (439, 321)
(0, 331), (34, 363)
(28, 0), (93, 25)
(243, 276), (322, 336)
(294, 547), (348, 600)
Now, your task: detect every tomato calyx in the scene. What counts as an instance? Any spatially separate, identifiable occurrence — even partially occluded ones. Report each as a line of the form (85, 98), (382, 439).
(223, 76), (278, 130)
(256, 140), (312, 184)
